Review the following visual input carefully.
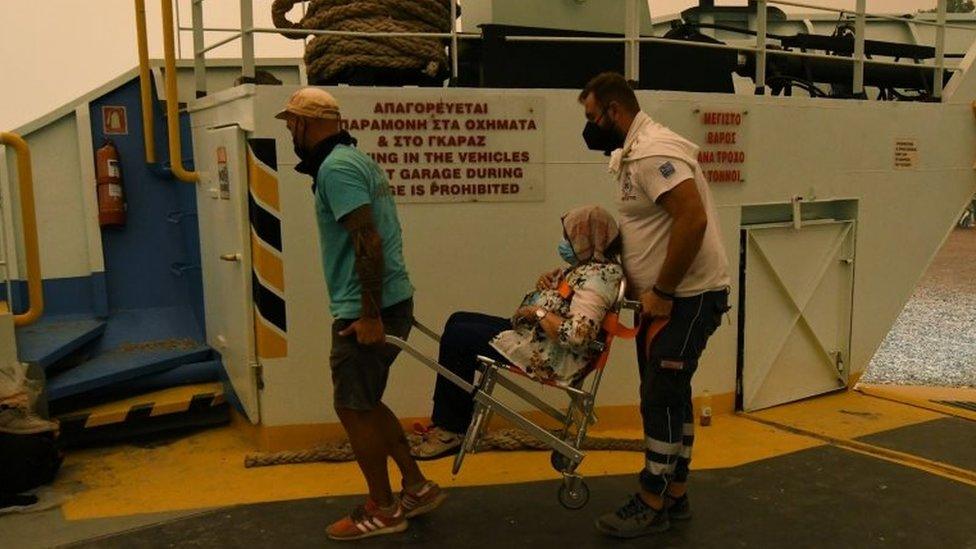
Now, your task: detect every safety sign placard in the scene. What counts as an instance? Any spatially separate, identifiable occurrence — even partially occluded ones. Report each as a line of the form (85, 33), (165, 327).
(102, 106), (128, 135)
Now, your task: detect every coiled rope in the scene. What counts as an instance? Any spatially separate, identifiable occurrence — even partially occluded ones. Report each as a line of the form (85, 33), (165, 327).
(244, 428), (645, 468)
(271, 0), (451, 83)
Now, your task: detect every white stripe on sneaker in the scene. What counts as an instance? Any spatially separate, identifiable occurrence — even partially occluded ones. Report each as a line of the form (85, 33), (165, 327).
(356, 522), (370, 533)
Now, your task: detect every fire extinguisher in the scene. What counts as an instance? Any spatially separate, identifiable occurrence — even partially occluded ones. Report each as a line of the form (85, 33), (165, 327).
(95, 138), (127, 228)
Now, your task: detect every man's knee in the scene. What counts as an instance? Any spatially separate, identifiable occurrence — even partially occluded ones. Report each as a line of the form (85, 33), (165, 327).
(641, 368), (690, 410)
(335, 404), (376, 422)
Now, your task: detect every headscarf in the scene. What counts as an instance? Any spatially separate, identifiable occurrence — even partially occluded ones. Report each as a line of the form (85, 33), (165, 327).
(561, 205), (620, 263)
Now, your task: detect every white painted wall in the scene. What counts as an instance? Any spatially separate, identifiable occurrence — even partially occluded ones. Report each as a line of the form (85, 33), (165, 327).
(189, 83), (975, 427)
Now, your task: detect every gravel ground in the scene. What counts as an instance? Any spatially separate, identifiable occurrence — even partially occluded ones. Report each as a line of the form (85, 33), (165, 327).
(863, 228), (976, 387)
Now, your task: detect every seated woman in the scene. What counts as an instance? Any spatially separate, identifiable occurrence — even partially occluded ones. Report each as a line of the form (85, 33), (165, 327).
(413, 205), (624, 459)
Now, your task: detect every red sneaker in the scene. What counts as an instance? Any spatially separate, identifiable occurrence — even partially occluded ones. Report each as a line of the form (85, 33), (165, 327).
(401, 480), (447, 518)
(326, 499), (407, 541)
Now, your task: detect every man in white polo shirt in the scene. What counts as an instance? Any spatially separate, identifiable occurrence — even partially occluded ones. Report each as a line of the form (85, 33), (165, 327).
(578, 72), (731, 539)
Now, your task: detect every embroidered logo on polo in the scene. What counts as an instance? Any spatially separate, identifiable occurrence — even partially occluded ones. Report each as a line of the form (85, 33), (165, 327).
(659, 161), (676, 179)
(620, 173), (638, 202)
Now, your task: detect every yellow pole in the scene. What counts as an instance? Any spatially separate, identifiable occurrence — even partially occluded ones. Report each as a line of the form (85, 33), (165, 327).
(135, 0), (156, 164)
(161, 0), (199, 182)
(0, 132), (44, 326)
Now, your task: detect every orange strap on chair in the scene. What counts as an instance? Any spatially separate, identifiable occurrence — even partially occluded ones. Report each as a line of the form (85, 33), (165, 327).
(557, 279), (573, 299)
(642, 317), (670, 362)
(602, 312), (638, 339)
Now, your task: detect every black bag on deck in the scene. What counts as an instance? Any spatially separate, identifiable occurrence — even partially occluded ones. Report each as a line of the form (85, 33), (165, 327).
(0, 432), (63, 495)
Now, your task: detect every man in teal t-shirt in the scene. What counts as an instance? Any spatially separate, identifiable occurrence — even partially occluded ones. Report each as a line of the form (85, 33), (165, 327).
(277, 88), (444, 541)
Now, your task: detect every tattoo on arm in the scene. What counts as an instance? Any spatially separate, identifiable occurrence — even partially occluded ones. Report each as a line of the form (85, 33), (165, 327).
(340, 205), (384, 319)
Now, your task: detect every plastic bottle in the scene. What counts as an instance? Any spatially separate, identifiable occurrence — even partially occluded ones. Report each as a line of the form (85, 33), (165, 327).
(700, 390), (713, 427)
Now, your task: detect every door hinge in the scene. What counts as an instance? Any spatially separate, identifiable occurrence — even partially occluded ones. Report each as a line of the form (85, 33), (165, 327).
(251, 361), (265, 391)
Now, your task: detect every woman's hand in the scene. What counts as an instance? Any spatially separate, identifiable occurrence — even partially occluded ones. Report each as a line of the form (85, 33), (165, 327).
(640, 291), (673, 321)
(536, 268), (562, 290)
(514, 306), (539, 323)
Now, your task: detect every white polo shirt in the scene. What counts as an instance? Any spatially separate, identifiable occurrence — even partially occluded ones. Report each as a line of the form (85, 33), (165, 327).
(616, 154), (731, 298)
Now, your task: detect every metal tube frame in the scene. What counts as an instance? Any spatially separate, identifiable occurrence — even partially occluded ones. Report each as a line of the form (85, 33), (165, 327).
(170, 1), (966, 122)
(240, 0), (255, 80)
(197, 32), (244, 55)
(450, 0), (459, 81)
(161, 0), (199, 183)
(853, 0), (866, 97)
(756, 0), (768, 95)
(191, 0), (206, 97)
(935, 0), (948, 99)
(0, 133), (43, 326)
(625, 0), (641, 82)
(134, 0), (156, 164)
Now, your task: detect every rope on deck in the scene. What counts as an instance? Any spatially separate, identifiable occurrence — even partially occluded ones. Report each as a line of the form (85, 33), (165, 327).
(243, 429), (645, 468)
(270, 0), (450, 83)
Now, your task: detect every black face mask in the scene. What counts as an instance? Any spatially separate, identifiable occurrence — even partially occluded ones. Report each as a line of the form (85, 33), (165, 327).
(582, 119), (624, 156)
(292, 119), (309, 161)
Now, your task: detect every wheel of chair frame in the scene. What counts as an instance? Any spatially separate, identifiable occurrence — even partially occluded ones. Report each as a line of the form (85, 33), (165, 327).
(550, 450), (573, 473)
(558, 479), (590, 510)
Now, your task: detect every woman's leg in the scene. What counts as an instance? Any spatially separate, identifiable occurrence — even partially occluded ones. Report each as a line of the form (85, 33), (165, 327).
(431, 312), (510, 434)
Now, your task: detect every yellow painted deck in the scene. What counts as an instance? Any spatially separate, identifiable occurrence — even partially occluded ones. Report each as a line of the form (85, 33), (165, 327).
(52, 388), (969, 521)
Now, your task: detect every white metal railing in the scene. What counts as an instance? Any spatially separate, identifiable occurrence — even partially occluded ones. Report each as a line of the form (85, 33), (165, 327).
(175, 0), (970, 100)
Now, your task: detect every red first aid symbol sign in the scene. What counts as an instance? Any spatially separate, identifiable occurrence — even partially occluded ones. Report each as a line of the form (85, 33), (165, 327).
(102, 106), (128, 135)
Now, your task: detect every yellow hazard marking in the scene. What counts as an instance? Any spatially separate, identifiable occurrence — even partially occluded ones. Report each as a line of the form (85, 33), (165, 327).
(856, 383), (976, 422)
(58, 383), (224, 427)
(248, 152), (280, 212)
(255, 313), (287, 359)
(251, 232), (285, 293)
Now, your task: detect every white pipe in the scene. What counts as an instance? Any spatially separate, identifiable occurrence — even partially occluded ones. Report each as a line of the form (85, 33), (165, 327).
(450, 0), (459, 81)
(935, 0), (947, 100)
(756, 0), (768, 95)
(191, 0), (206, 97)
(853, 0), (866, 97)
(768, 0), (976, 32)
(625, 0), (640, 82)
(196, 32), (243, 55)
(240, 0), (255, 79)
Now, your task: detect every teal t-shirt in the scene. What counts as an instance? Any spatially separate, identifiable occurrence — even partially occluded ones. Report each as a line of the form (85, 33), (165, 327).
(313, 144), (413, 319)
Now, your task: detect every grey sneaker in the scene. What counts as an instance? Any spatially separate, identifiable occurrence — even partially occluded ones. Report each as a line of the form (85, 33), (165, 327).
(595, 494), (670, 539)
(400, 480), (447, 518)
(666, 493), (692, 520)
(410, 426), (461, 460)
(0, 407), (59, 435)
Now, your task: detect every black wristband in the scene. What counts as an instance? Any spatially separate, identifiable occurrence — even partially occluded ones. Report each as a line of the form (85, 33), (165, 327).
(652, 285), (676, 301)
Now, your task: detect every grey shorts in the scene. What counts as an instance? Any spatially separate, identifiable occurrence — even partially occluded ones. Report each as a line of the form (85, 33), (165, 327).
(330, 298), (413, 411)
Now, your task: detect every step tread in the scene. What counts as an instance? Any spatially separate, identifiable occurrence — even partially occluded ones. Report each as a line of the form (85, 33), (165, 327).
(14, 315), (107, 369)
(47, 340), (211, 401)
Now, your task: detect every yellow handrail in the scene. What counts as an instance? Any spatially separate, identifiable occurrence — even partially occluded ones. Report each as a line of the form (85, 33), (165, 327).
(135, 0), (156, 164)
(161, 0), (199, 183)
(0, 132), (44, 326)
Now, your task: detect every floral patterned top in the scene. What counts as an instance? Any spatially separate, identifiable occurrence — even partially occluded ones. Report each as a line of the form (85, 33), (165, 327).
(489, 262), (624, 385)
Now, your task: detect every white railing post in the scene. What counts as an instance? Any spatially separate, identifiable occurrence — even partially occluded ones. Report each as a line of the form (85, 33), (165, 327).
(174, 0), (183, 59)
(450, 0), (459, 82)
(240, 0), (255, 80)
(756, 0), (768, 94)
(192, 0), (207, 97)
(625, 0), (641, 82)
(934, 0), (947, 100)
(853, 0), (866, 97)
